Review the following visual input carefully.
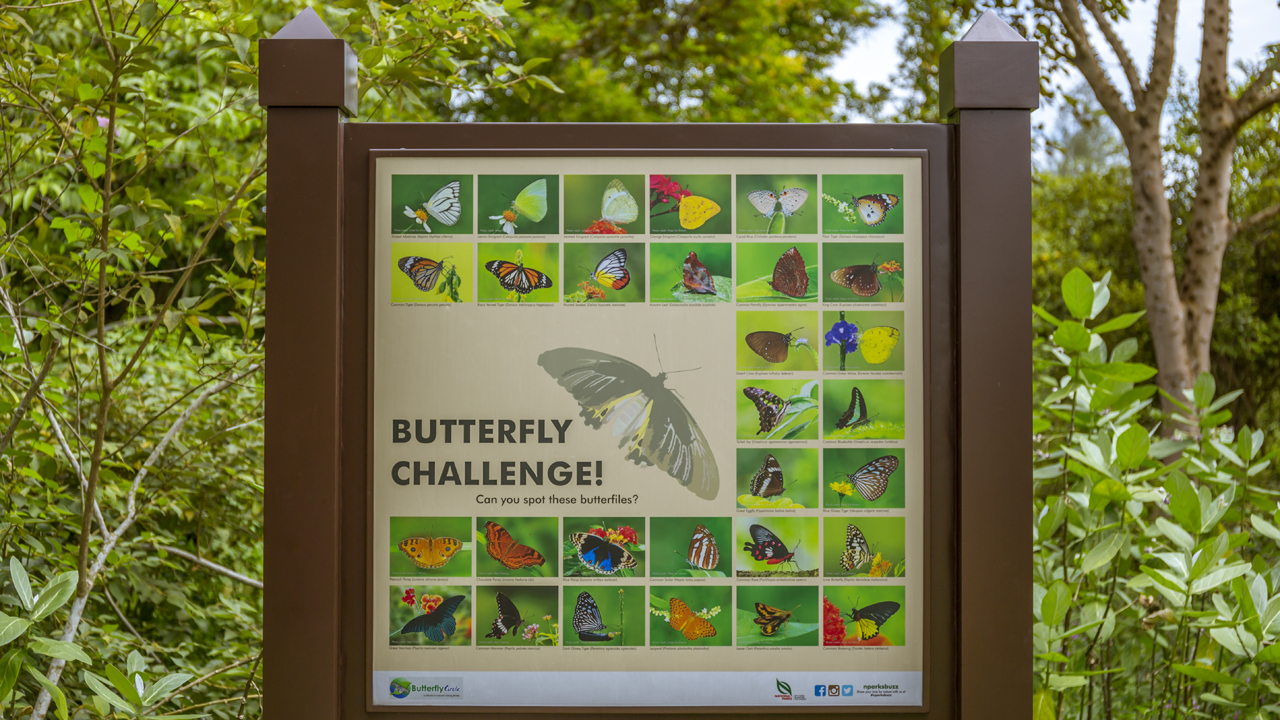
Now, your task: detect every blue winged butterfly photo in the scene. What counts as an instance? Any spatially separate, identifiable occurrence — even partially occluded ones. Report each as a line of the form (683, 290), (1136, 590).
(562, 518), (645, 577)
(388, 586), (471, 646)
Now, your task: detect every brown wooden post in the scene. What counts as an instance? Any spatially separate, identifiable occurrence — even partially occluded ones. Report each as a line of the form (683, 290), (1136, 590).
(258, 8), (357, 718)
(941, 10), (1039, 718)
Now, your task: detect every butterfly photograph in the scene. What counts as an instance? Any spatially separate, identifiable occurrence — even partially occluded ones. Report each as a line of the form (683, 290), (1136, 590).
(388, 585), (471, 646)
(563, 175), (644, 235)
(735, 518), (818, 577)
(648, 242), (732, 303)
(389, 517), (472, 578)
(562, 243), (646, 303)
(389, 242), (470, 303)
(478, 174), (558, 235)
(823, 448), (906, 508)
(648, 174), (732, 235)
(822, 516), (905, 578)
(822, 311), (905, 372)
(822, 379), (905, 440)
(735, 448), (818, 509)
(474, 517), (555, 578)
(539, 346), (720, 500)
(819, 173), (906, 235)
(562, 518), (644, 577)
(821, 241), (905, 303)
(648, 586), (731, 646)
(561, 586), (645, 646)
(477, 243), (558, 302)
(390, 174), (473, 235)
(735, 586), (819, 646)
(736, 309), (818, 371)
(735, 242), (818, 302)
(736, 174), (817, 234)
(648, 517), (730, 577)
(822, 586), (905, 646)
(477, 586), (558, 646)
(736, 379), (819, 440)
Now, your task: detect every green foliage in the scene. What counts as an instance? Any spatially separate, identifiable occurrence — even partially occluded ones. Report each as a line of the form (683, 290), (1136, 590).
(1034, 266), (1280, 719)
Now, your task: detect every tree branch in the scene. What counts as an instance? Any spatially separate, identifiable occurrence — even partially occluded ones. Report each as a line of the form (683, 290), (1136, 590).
(1231, 203), (1280, 237)
(0, 338), (57, 455)
(1144, 0), (1180, 111)
(1079, 0), (1144, 96)
(1235, 54), (1279, 128)
(1051, 0), (1137, 137)
(139, 543), (262, 589)
(152, 654), (259, 710)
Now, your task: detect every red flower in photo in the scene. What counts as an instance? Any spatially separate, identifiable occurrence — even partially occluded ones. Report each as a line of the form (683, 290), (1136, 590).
(401, 588), (416, 607)
(585, 219), (626, 234)
(419, 593), (444, 614)
(822, 596), (846, 645)
(587, 527), (610, 539)
(615, 525), (639, 546)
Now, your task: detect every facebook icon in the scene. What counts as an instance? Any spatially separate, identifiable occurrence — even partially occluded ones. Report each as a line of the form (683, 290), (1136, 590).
(815, 685), (826, 697)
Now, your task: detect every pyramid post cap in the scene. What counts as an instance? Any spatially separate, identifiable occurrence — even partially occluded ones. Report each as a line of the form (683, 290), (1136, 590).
(273, 7), (336, 40)
(958, 9), (1030, 42)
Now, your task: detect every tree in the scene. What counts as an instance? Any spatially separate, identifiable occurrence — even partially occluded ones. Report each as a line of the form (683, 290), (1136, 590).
(1006, 0), (1280, 408)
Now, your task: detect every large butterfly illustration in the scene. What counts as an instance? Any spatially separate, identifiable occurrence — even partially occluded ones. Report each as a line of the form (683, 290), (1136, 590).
(484, 591), (525, 639)
(569, 532), (638, 575)
(753, 602), (798, 636)
(769, 246), (809, 298)
(840, 524), (873, 571)
(483, 521), (545, 570)
(391, 594), (465, 642)
(845, 455), (899, 502)
(668, 598), (716, 640)
(397, 256), (449, 293)
(835, 386), (876, 431)
(677, 523), (719, 571)
(843, 600), (900, 640)
(538, 347), (719, 500)
(485, 259), (553, 295)
(397, 536), (461, 570)
(743, 524), (798, 567)
(573, 591), (616, 642)
(743, 387), (791, 435)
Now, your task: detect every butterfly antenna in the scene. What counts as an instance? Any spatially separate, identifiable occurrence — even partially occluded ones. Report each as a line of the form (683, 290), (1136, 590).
(653, 334), (664, 372)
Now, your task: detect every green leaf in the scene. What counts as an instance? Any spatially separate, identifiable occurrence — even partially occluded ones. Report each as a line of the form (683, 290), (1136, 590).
(1114, 426), (1151, 470)
(1190, 563), (1251, 595)
(1255, 642), (1280, 663)
(1172, 663), (1242, 684)
(1032, 689), (1057, 720)
(1090, 478), (1130, 509)
(0, 613), (31, 646)
(141, 672), (192, 705)
(1193, 372), (1217, 410)
(84, 672), (135, 714)
(30, 572), (77, 622)
(1089, 362), (1158, 382)
(1253, 514), (1280, 542)
(1061, 268), (1095, 321)
(1041, 580), (1072, 626)
(25, 666), (68, 720)
(1038, 497), (1067, 539)
(1032, 304), (1061, 327)
(1156, 517), (1195, 551)
(106, 663), (142, 705)
(1048, 674), (1088, 690)
(9, 559), (32, 612)
(1200, 692), (1246, 708)
(0, 648), (23, 702)
(29, 636), (90, 664)
(1165, 472), (1201, 535)
(1081, 532), (1125, 574)
(1092, 311), (1146, 334)
(1052, 321), (1092, 353)
(1140, 565), (1187, 595)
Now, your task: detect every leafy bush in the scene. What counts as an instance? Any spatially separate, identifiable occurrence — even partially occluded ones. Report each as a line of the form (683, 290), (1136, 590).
(1034, 268), (1278, 718)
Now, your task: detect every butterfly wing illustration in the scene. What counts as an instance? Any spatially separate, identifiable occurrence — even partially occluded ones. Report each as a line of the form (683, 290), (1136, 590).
(840, 524), (873, 570)
(684, 523), (719, 570)
(484, 521), (546, 570)
(669, 598), (716, 640)
(425, 181), (462, 226)
(397, 256), (446, 293)
(573, 591), (615, 641)
(682, 251), (716, 294)
(849, 455), (898, 502)
(749, 453), (785, 498)
(743, 523), (795, 565)
(538, 347), (719, 500)
(394, 595), (465, 642)
(600, 179), (639, 225)
(485, 592), (525, 639)
(591, 248), (631, 290)
(743, 387), (791, 435)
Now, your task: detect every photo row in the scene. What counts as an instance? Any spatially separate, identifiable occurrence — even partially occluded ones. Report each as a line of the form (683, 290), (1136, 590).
(390, 173), (907, 237)
(388, 582), (906, 648)
(389, 241), (905, 304)
(390, 515), (905, 580)
(736, 378), (905, 440)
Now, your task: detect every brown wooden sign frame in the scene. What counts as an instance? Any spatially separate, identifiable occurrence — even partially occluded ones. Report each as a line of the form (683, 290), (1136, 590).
(260, 9), (1036, 719)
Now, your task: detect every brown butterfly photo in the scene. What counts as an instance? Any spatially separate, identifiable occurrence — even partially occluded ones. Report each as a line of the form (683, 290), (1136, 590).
(736, 310), (818, 371)
(478, 518), (553, 577)
(736, 242), (817, 302)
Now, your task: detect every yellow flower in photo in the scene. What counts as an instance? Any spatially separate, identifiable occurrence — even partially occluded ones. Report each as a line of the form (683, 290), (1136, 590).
(868, 553), (894, 577)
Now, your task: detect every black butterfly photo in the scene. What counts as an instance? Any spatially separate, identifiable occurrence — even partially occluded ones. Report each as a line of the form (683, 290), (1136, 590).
(835, 386), (876, 431)
(567, 532), (638, 575)
(843, 600), (901, 641)
(390, 595), (465, 643)
(538, 347), (719, 500)
(572, 591), (616, 642)
(743, 387), (791, 435)
(484, 591), (525, 640)
(748, 453), (786, 498)
(741, 523), (801, 572)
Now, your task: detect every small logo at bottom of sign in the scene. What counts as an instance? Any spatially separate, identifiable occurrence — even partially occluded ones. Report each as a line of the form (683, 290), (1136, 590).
(388, 677), (463, 700)
(774, 679), (792, 700)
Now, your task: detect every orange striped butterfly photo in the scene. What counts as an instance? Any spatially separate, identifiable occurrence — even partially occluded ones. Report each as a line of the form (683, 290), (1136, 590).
(819, 174), (905, 235)
(649, 586), (731, 646)
(649, 517), (731, 578)
(477, 243), (558, 303)
(736, 586), (820, 647)
(476, 517), (556, 578)
(390, 242), (472, 303)
(389, 517), (472, 578)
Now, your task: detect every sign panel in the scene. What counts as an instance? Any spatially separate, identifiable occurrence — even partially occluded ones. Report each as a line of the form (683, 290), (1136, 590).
(369, 154), (926, 709)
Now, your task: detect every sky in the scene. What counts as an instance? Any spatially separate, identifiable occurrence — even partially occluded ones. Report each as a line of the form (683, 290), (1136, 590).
(829, 0), (1280, 123)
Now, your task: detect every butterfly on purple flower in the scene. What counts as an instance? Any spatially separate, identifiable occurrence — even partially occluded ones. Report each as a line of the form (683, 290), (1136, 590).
(825, 320), (862, 352)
